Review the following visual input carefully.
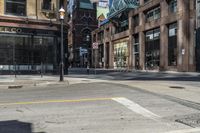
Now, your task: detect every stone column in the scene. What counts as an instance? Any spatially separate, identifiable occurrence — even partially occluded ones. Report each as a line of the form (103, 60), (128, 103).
(103, 42), (107, 69)
(160, 25), (168, 71)
(139, 32), (145, 70)
(27, 0), (37, 19)
(129, 14), (133, 70)
(188, 18), (196, 71)
(189, 0), (196, 71)
(177, 0), (189, 72)
(160, 0), (169, 71)
(109, 41), (114, 68)
(0, 0), (4, 15)
(139, 12), (145, 70)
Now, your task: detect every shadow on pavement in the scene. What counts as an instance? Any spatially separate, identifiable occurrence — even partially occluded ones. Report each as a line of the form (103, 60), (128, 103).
(0, 120), (45, 133)
(68, 71), (200, 82)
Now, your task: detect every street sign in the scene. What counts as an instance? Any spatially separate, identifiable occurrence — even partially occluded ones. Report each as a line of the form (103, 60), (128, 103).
(92, 42), (98, 49)
(79, 47), (88, 56)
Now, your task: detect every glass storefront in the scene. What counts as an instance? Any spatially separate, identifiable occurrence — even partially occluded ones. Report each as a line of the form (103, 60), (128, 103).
(0, 33), (58, 73)
(114, 41), (128, 68)
(168, 23), (177, 66)
(145, 28), (160, 70)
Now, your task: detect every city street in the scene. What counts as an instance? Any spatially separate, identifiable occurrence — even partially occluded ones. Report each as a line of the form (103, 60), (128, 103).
(0, 72), (200, 133)
(1, 0), (200, 132)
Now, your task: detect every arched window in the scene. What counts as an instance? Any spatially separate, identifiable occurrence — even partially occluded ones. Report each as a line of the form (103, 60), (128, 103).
(82, 29), (91, 42)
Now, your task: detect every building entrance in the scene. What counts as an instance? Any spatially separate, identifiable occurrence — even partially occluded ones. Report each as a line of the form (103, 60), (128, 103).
(113, 41), (128, 69)
(196, 28), (200, 72)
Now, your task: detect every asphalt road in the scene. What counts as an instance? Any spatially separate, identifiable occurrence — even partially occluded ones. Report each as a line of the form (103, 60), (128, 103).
(0, 80), (200, 133)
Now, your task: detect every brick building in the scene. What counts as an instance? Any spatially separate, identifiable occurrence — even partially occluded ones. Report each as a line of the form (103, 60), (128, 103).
(0, 0), (68, 74)
(92, 0), (198, 72)
(67, 0), (98, 67)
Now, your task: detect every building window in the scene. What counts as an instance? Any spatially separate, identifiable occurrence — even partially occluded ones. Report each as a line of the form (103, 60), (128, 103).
(145, 28), (160, 69)
(133, 34), (139, 54)
(133, 34), (140, 69)
(98, 31), (104, 43)
(168, 23), (177, 66)
(5, 0), (26, 16)
(112, 12), (129, 34)
(135, 0), (140, 5)
(144, 0), (150, 4)
(105, 28), (109, 37)
(133, 15), (139, 27)
(42, 0), (52, 10)
(98, 44), (104, 67)
(93, 34), (96, 42)
(168, 0), (177, 13)
(146, 6), (161, 22)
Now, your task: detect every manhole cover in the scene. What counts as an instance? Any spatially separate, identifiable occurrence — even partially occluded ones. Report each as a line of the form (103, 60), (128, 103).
(169, 86), (185, 89)
(175, 113), (200, 127)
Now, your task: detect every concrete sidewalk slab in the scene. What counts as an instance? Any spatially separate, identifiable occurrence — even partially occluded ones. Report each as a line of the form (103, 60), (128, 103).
(0, 75), (70, 89)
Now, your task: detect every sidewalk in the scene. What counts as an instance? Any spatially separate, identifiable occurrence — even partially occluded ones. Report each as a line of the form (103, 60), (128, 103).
(0, 75), (69, 89)
(69, 67), (200, 76)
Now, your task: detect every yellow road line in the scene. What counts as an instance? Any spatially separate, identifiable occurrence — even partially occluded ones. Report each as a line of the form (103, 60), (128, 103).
(0, 97), (121, 106)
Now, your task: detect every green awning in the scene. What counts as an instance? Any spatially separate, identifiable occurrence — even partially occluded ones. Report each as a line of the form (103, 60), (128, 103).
(108, 0), (139, 19)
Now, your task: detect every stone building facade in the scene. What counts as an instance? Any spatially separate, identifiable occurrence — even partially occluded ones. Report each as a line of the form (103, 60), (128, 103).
(0, 0), (68, 74)
(92, 0), (198, 72)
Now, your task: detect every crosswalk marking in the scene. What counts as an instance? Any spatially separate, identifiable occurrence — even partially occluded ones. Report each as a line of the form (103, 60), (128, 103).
(112, 97), (161, 121)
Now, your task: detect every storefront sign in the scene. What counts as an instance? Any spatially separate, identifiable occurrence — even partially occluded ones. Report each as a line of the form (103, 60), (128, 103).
(0, 26), (22, 33)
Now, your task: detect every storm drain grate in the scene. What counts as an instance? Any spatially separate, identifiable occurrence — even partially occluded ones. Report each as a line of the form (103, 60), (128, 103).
(175, 113), (200, 128)
(169, 86), (185, 89)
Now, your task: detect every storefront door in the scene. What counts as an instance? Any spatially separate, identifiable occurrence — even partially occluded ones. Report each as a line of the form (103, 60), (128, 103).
(145, 28), (160, 70)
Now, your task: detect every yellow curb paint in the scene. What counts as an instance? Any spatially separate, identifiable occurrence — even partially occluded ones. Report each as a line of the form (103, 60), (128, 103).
(0, 97), (121, 106)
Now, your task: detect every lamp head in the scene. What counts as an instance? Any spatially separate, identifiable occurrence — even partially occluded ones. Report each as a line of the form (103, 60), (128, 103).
(59, 7), (65, 20)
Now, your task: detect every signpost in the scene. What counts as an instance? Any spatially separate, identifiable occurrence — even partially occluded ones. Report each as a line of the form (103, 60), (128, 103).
(93, 43), (98, 75)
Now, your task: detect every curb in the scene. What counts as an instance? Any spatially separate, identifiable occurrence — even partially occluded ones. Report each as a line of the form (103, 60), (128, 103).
(0, 80), (70, 89)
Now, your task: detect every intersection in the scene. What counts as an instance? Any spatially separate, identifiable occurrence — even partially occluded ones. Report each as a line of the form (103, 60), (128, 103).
(0, 72), (200, 133)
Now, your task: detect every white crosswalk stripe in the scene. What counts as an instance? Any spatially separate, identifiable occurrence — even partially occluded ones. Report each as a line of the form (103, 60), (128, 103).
(112, 97), (161, 121)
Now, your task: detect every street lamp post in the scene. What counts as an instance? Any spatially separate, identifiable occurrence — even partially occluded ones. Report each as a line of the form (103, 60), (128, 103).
(59, 7), (65, 81)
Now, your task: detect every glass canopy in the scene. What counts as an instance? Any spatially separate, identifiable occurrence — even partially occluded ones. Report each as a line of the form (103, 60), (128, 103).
(108, 0), (139, 19)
